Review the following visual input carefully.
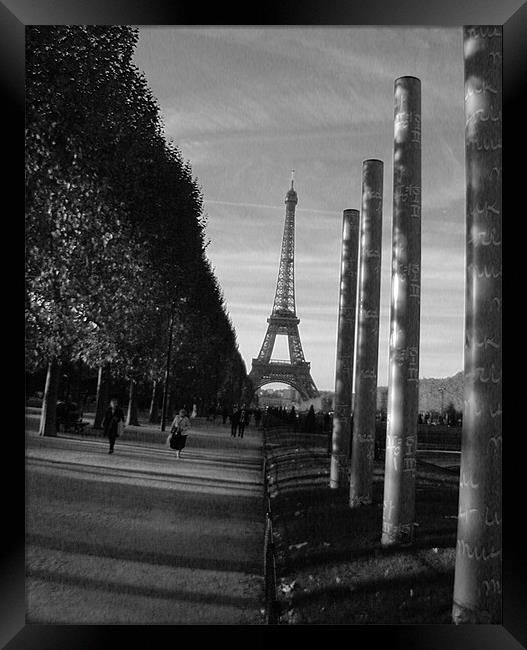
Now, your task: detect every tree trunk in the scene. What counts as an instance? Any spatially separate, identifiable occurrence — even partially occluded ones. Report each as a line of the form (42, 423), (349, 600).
(38, 359), (60, 437)
(148, 380), (160, 423)
(93, 365), (110, 429)
(126, 378), (140, 427)
(75, 361), (85, 416)
(62, 368), (71, 403)
(71, 360), (82, 406)
(167, 389), (175, 422)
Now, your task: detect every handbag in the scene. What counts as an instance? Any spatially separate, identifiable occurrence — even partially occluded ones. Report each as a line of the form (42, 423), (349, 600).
(169, 432), (187, 450)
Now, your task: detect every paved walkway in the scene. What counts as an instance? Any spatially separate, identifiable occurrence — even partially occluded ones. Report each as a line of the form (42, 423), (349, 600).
(25, 420), (265, 624)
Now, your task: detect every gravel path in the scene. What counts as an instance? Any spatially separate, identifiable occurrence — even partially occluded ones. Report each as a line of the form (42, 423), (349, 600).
(26, 423), (265, 624)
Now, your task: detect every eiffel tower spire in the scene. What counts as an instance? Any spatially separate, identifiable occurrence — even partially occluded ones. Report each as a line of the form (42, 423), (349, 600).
(272, 171), (298, 315)
(249, 175), (319, 401)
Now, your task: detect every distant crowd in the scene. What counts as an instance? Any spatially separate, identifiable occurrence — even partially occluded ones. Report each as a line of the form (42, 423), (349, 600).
(205, 403), (333, 435)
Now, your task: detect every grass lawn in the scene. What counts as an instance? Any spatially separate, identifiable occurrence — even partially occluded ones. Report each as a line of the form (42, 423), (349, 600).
(264, 429), (460, 624)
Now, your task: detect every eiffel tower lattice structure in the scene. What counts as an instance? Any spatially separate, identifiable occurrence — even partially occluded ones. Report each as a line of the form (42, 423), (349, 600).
(249, 174), (319, 401)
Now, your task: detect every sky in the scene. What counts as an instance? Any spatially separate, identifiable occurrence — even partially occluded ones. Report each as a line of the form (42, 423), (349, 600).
(133, 27), (466, 391)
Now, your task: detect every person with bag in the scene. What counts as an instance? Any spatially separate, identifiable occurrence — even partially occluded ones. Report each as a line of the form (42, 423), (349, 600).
(167, 408), (191, 459)
(102, 398), (125, 455)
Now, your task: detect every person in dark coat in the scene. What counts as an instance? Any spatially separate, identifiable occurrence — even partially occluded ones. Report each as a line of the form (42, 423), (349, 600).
(238, 405), (248, 438)
(55, 400), (68, 432)
(304, 404), (316, 433)
(207, 404), (216, 422)
(102, 398), (125, 454)
(231, 405), (241, 437)
(289, 406), (298, 432)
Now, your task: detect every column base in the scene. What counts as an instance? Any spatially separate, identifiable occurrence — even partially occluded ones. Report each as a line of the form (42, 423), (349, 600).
(452, 601), (495, 624)
(381, 521), (414, 547)
(329, 454), (350, 489)
(349, 495), (372, 508)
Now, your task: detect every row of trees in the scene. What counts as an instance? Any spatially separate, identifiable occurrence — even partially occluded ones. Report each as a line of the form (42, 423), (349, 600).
(25, 26), (251, 434)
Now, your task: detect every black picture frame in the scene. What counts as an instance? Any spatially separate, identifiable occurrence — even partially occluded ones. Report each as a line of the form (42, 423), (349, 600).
(9, 0), (521, 647)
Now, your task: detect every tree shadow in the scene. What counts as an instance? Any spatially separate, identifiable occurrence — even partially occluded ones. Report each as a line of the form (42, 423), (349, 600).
(27, 532), (262, 574)
(27, 567), (262, 608)
(292, 568), (454, 607)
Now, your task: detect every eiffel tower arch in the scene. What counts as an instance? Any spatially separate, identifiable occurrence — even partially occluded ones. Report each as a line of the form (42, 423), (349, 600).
(249, 174), (319, 402)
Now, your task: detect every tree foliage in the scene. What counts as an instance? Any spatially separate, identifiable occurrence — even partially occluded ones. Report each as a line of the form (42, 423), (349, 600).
(26, 26), (248, 410)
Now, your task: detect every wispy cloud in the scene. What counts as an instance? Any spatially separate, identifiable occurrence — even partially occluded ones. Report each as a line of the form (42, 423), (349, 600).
(134, 26), (467, 389)
(204, 199), (340, 217)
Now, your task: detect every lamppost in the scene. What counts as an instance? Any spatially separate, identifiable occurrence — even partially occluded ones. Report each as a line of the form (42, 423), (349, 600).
(160, 304), (175, 433)
(438, 387), (445, 421)
(125, 356), (141, 427)
(160, 296), (186, 432)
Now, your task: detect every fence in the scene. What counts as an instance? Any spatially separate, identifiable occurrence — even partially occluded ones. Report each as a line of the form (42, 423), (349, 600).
(262, 450), (280, 624)
(374, 421), (461, 455)
(261, 421), (332, 624)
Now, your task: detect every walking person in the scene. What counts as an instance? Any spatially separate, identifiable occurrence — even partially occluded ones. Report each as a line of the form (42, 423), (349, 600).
(102, 398), (125, 454)
(167, 408), (191, 459)
(230, 405), (240, 437)
(289, 406), (298, 432)
(207, 403), (216, 422)
(304, 404), (316, 433)
(238, 404), (248, 438)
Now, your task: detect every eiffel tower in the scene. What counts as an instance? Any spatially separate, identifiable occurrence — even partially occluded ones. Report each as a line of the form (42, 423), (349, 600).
(249, 173), (319, 401)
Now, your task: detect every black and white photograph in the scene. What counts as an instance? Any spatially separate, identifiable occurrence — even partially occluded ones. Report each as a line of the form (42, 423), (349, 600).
(14, 0), (518, 642)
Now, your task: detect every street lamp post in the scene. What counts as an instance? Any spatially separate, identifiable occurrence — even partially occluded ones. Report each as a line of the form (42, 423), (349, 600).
(125, 356), (141, 427)
(160, 304), (175, 433)
(439, 386), (445, 422)
(160, 296), (187, 432)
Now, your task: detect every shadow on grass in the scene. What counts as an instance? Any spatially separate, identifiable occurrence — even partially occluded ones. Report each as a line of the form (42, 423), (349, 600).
(291, 567), (454, 607)
(270, 474), (458, 573)
(27, 567), (261, 608)
(284, 535), (456, 573)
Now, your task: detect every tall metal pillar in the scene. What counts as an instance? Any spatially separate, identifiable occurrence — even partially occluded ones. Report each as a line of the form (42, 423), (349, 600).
(382, 76), (422, 546)
(350, 159), (384, 507)
(452, 26), (502, 624)
(330, 209), (360, 489)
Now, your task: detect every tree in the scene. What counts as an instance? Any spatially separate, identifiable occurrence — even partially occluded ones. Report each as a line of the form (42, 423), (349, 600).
(26, 26), (249, 435)
(26, 26), (160, 432)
